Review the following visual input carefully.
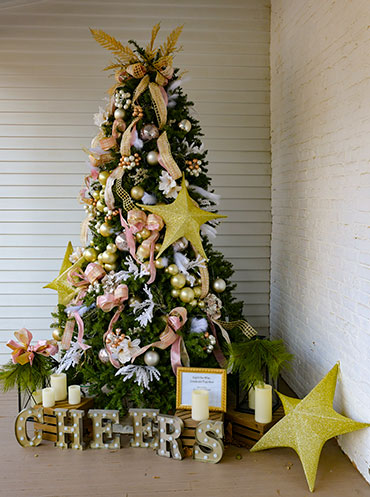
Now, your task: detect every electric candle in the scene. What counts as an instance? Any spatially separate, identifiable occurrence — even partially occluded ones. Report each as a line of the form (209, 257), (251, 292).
(254, 383), (272, 424)
(191, 389), (209, 421)
(42, 387), (55, 408)
(50, 373), (67, 401)
(68, 385), (81, 405)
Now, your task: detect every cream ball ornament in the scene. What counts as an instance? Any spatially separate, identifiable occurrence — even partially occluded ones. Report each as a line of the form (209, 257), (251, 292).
(167, 264), (179, 275)
(136, 244), (150, 260)
(106, 243), (117, 253)
(155, 258), (165, 269)
(98, 171), (110, 186)
(96, 200), (105, 212)
(213, 278), (226, 293)
(190, 299), (198, 307)
(130, 185), (145, 200)
(114, 108), (125, 120)
(171, 288), (180, 298)
(170, 273), (186, 289)
(99, 223), (113, 237)
(92, 191), (100, 200)
(144, 350), (160, 367)
(154, 243), (162, 253)
(101, 250), (118, 264)
(198, 300), (206, 309)
(193, 286), (202, 298)
(146, 150), (159, 165)
(52, 328), (63, 342)
(178, 119), (192, 133)
(104, 262), (118, 271)
(179, 287), (195, 303)
(139, 228), (151, 240)
(83, 247), (98, 262)
(97, 253), (104, 264)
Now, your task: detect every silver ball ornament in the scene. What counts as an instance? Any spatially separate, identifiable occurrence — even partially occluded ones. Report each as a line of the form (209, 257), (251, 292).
(114, 108), (125, 120)
(144, 350), (160, 367)
(146, 150), (159, 165)
(178, 119), (192, 133)
(115, 232), (128, 251)
(98, 348), (110, 364)
(140, 124), (159, 141)
(213, 278), (226, 293)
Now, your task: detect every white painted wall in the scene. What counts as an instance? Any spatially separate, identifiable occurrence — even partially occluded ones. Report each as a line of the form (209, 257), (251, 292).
(270, 0), (370, 483)
(0, 0), (271, 362)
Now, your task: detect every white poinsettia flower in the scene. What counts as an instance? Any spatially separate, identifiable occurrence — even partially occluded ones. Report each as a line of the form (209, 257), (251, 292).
(159, 171), (178, 199)
(117, 337), (141, 365)
(93, 106), (107, 127)
(69, 247), (84, 264)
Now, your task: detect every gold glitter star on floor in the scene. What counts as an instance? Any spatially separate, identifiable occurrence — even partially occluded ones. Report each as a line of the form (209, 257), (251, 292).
(140, 176), (225, 260)
(251, 363), (370, 492)
(44, 241), (84, 305)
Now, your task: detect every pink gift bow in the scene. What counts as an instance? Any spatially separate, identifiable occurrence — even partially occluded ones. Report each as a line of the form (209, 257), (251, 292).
(131, 307), (190, 375)
(7, 328), (58, 366)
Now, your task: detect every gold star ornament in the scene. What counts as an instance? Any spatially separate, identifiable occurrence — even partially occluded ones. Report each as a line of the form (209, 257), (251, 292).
(44, 241), (85, 305)
(251, 363), (370, 492)
(139, 177), (225, 260)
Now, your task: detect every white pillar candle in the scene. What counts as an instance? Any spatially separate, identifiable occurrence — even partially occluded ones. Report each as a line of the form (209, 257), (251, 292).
(191, 389), (209, 421)
(254, 383), (272, 424)
(50, 373), (67, 401)
(248, 386), (255, 410)
(42, 387), (55, 408)
(31, 390), (43, 406)
(68, 385), (81, 405)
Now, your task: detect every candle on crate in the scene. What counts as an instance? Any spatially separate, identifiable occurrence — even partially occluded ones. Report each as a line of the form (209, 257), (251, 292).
(254, 383), (272, 424)
(42, 387), (55, 408)
(191, 389), (209, 421)
(248, 386), (255, 410)
(50, 373), (67, 401)
(68, 385), (81, 405)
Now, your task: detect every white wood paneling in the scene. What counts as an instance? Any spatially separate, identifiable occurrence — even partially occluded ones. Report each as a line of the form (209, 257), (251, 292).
(0, 0), (271, 362)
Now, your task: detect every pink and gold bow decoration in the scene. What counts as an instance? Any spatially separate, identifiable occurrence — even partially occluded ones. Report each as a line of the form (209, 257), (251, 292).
(119, 209), (164, 284)
(7, 329), (58, 366)
(131, 307), (190, 375)
(97, 284), (129, 366)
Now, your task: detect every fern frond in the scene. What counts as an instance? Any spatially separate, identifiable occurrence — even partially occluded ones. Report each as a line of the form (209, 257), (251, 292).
(145, 22), (161, 59)
(104, 61), (124, 72)
(160, 25), (183, 57)
(90, 28), (138, 63)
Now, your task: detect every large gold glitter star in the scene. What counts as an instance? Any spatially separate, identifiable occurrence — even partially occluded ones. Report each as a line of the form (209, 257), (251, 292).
(139, 177), (225, 260)
(251, 363), (369, 492)
(44, 241), (85, 305)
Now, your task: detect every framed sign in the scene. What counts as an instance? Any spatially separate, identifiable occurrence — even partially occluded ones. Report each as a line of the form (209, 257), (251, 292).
(176, 367), (227, 412)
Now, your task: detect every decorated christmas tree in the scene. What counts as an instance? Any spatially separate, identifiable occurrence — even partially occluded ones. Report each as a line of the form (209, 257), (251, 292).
(46, 25), (258, 414)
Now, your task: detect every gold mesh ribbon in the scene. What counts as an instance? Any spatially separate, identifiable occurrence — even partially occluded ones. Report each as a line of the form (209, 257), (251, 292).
(133, 74), (150, 103)
(199, 265), (209, 299)
(149, 82), (167, 129)
(115, 176), (136, 212)
(80, 214), (92, 246)
(157, 131), (182, 180)
(126, 63), (147, 79)
(216, 319), (258, 340)
(120, 116), (140, 156)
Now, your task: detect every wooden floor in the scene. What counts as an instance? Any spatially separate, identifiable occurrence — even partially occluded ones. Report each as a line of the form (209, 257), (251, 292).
(1, 390), (369, 497)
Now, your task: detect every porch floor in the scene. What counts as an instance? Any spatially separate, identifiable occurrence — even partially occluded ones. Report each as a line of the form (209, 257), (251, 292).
(1, 390), (369, 497)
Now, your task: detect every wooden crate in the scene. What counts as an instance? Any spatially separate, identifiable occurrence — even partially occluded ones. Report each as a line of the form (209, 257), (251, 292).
(34, 397), (94, 442)
(225, 405), (284, 448)
(175, 409), (224, 456)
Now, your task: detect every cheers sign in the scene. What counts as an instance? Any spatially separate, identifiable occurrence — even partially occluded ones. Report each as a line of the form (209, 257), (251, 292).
(15, 406), (224, 463)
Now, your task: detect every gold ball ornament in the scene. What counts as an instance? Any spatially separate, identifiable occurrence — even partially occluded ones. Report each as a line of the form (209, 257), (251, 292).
(171, 288), (180, 298)
(99, 223), (113, 237)
(146, 150), (159, 165)
(213, 278), (226, 293)
(52, 328), (63, 341)
(129, 296), (142, 307)
(198, 300), (206, 309)
(96, 200), (105, 212)
(136, 244), (150, 260)
(179, 119), (192, 133)
(104, 262), (118, 271)
(179, 287), (195, 303)
(154, 243), (161, 253)
(130, 185), (145, 200)
(190, 299), (198, 307)
(167, 264), (179, 275)
(155, 258), (165, 269)
(83, 247), (98, 262)
(106, 243), (117, 253)
(97, 253), (104, 264)
(139, 228), (151, 240)
(98, 171), (110, 186)
(170, 273), (186, 289)
(193, 286), (202, 298)
(92, 191), (100, 200)
(101, 251), (118, 264)
(135, 232), (143, 243)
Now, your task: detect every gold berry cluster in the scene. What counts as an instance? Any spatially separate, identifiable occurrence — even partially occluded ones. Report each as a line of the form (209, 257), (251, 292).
(132, 105), (144, 119)
(185, 158), (202, 177)
(105, 209), (119, 222)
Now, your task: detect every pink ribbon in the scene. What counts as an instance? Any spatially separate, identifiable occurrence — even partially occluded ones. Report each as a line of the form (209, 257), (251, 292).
(131, 307), (189, 375)
(73, 311), (91, 351)
(7, 328), (58, 366)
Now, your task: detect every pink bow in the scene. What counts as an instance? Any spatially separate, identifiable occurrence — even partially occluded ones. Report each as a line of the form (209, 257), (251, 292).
(97, 284), (129, 313)
(7, 328), (58, 366)
(131, 307), (190, 375)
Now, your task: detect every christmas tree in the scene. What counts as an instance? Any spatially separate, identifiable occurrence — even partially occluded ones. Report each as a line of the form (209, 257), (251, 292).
(47, 25), (257, 414)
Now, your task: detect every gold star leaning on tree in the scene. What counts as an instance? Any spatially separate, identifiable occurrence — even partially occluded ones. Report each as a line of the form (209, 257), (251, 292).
(250, 363), (370, 492)
(44, 241), (85, 305)
(139, 176), (225, 260)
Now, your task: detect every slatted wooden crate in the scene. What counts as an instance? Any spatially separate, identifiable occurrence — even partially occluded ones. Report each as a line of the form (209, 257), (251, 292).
(225, 405), (284, 448)
(175, 409), (224, 456)
(34, 397), (94, 442)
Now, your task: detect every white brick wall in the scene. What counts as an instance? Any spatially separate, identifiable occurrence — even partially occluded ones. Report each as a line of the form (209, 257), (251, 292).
(270, 0), (370, 483)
